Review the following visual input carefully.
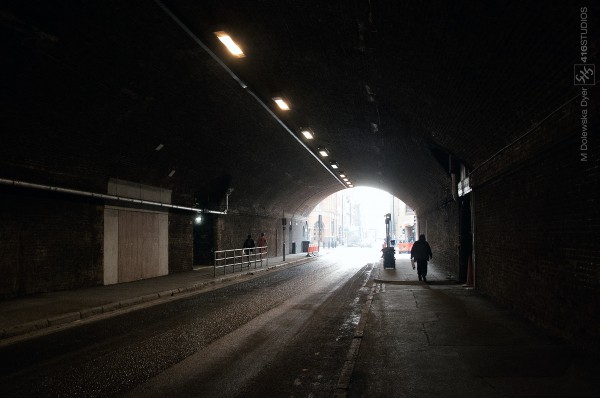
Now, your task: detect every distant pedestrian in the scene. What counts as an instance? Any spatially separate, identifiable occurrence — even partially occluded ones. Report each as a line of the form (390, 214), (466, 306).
(410, 234), (432, 282)
(257, 232), (267, 259)
(243, 234), (255, 266)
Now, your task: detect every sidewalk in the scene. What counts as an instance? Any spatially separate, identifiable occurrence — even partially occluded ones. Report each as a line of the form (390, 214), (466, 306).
(374, 253), (454, 285)
(348, 254), (600, 397)
(0, 252), (315, 342)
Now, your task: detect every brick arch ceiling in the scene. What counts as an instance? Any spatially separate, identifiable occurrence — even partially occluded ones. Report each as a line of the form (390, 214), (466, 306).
(1, 0), (590, 218)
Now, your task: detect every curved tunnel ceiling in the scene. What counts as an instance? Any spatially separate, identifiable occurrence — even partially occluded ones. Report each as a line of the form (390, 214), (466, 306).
(1, 1), (590, 218)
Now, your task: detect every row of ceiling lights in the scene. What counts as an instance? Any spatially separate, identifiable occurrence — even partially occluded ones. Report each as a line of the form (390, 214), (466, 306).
(214, 31), (353, 188)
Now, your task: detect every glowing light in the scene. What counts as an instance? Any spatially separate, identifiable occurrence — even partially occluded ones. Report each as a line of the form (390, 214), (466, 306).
(301, 129), (315, 139)
(318, 148), (329, 157)
(214, 31), (245, 57)
(273, 97), (290, 110)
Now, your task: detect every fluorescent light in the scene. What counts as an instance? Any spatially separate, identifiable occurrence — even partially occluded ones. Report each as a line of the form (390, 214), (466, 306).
(214, 31), (245, 57)
(194, 216), (203, 224)
(331, 162), (339, 169)
(339, 174), (346, 178)
(169, 170), (176, 177)
(345, 181), (352, 185)
(301, 128), (314, 139)
(343, 178), (349, 181)
(155, 144), (164, 151)
(273, 97), (290, 110)
(318, 148), (329, 157)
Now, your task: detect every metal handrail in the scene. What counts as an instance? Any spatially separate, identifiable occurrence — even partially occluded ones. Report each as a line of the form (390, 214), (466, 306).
(213, 246), (269, 277)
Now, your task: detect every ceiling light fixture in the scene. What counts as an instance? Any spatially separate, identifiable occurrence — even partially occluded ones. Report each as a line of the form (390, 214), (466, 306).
(339, 174), (346, 178)
(300, 128), (315, 140)
(330, 161), (339, 169)
(154, 4), (347, 188)
(214, 31), (245, 57)
(273, 97), (290, 110)
(318, 148), (329, 157)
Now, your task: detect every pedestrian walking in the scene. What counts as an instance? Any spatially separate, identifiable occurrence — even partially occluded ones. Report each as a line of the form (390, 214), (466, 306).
(410, 234), (433, 282)
(257, 232), (267, 259)
(243, 234), (255, 266)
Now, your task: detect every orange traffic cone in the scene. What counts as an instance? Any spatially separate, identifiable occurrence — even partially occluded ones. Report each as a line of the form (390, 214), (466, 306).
(464, 256), (474, 287)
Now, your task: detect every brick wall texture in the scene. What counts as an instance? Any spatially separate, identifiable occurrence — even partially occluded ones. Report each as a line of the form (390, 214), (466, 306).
(417, 203), (460, 279)
(0, 187), (104, 298)
(474, 154), (599, 345)
(471, 106), (600, 347)
(168, 212), (194, 274)
(413, 103), (600, 348)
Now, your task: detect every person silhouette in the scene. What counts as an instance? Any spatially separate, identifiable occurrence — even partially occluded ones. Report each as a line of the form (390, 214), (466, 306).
(243, 234), (255, 266)
(257, 232), (267, 259)
(410, 234), (433, 282)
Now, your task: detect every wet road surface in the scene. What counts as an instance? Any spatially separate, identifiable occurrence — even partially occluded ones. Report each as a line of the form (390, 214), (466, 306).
(0, 248), (379, 397)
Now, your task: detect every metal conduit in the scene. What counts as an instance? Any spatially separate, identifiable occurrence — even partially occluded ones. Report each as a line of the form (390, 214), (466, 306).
(0, 178), (227, 214)
(153, 0), (347, 188)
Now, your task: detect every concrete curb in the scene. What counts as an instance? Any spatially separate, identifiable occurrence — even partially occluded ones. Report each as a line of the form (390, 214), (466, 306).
(0, 256), (315, 341)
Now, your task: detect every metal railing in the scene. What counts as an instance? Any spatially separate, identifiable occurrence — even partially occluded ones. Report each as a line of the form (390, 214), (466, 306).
(213, 246), (269, 277)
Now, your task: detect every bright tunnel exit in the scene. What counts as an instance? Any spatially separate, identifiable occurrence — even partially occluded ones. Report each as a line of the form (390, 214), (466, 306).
(307, 187), (416, 255)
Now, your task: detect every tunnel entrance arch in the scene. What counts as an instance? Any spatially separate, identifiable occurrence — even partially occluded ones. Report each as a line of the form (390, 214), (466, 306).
(307, 187), (416, 251)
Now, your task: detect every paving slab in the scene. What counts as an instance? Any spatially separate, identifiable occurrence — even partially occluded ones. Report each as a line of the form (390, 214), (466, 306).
(349, 256), (600, 397)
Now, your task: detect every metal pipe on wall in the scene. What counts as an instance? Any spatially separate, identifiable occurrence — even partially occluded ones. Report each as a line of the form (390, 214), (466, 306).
(0, 178), (228, 215)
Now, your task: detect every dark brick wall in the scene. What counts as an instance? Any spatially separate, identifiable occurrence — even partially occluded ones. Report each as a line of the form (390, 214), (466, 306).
(0, 187), (103, 298)
(417, 201), (460, 278)
(168, 212), (194, 273)
(471, 106), (600, 348)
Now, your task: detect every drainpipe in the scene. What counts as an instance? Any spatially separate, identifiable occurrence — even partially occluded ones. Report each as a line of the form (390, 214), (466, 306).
(0, 178), (229, 215)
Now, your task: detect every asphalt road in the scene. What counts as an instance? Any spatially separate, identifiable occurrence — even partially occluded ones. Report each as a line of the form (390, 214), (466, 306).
(0, 248), (379, 397)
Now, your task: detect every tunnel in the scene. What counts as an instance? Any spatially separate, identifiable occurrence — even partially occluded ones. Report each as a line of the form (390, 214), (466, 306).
(1, 0), (599, 353)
